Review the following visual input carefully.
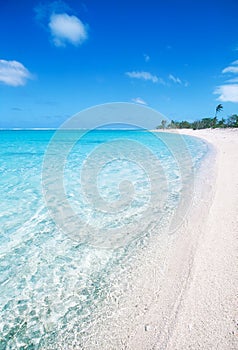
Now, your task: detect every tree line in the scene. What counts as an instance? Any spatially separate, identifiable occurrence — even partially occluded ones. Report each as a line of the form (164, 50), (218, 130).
(157, 104), (238, 130)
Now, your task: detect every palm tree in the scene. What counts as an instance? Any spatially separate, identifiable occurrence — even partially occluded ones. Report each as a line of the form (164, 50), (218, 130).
(215, 104), (223, 118)
(213, 104), (223, 128)
(161, 120), (167, 129)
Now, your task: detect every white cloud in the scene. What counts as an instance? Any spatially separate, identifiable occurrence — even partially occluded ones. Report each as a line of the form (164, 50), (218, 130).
(215, 58), (238, 102)
(214, 84), (238, 103)
(168, 74), (189, 87)
(132, 97), (147, 105)
(222, 59), (238, 74)
(49, 13), (88, 47)
(125, 71), (164, 84)
(169, 74), (182, 84)
(0, 59), (32, 86)
(144, 54), (150, 62)
(225, 77), (238, 83)
(222, 66), (238, 74)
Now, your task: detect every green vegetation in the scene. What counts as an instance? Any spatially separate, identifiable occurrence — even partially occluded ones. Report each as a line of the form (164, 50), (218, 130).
(156, 105), (238, 130)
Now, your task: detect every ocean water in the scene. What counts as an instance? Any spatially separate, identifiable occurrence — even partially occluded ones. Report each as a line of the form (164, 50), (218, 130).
(0, 130), (208, 349)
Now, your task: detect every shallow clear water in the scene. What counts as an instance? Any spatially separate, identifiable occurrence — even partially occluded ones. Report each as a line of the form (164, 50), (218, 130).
(0, 130), (208, 349)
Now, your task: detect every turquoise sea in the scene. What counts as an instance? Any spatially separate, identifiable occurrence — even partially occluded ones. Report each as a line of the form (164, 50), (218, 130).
(0, 130), (208, 349)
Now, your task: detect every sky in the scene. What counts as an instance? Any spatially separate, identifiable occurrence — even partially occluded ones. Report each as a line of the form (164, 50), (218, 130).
(0, 0), (238, 128)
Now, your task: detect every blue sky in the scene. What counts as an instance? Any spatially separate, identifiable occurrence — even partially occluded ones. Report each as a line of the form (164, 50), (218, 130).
(0, 0), (238, 128)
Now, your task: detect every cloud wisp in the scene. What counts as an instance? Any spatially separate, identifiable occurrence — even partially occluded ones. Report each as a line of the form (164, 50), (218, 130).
(125, 71), (164, 84)
(125, 71), (189, 88)
(225, 78), (238, 83)
(222, 66), (238, 74)
(168, 74), (189, 87)
(144, 54), (150, 62)
(214, 59), (238, 103)
(169, 74), (182, 84)
(0, 60), (32, 86)
(49, 13), (88, 47)
(132, 97), (147, 105)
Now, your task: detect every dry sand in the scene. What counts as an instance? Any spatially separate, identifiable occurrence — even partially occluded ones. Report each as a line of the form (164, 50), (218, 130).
(120, 129), (238, 350)
(160, 128), (238, 349)
(78, 129), (238, 350)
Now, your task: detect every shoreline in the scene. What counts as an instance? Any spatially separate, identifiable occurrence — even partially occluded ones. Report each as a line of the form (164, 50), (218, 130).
(142, 128), (238, 349)
(163, 128), (238, 349)
(3, 129), (236, 349)
(78, 129), (238, 349)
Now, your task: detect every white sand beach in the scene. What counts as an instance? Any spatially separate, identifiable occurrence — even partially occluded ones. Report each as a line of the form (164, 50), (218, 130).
(159, 128), (238, 350)
(82, 129), (238, 350)
(140, 128), (238, 350)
